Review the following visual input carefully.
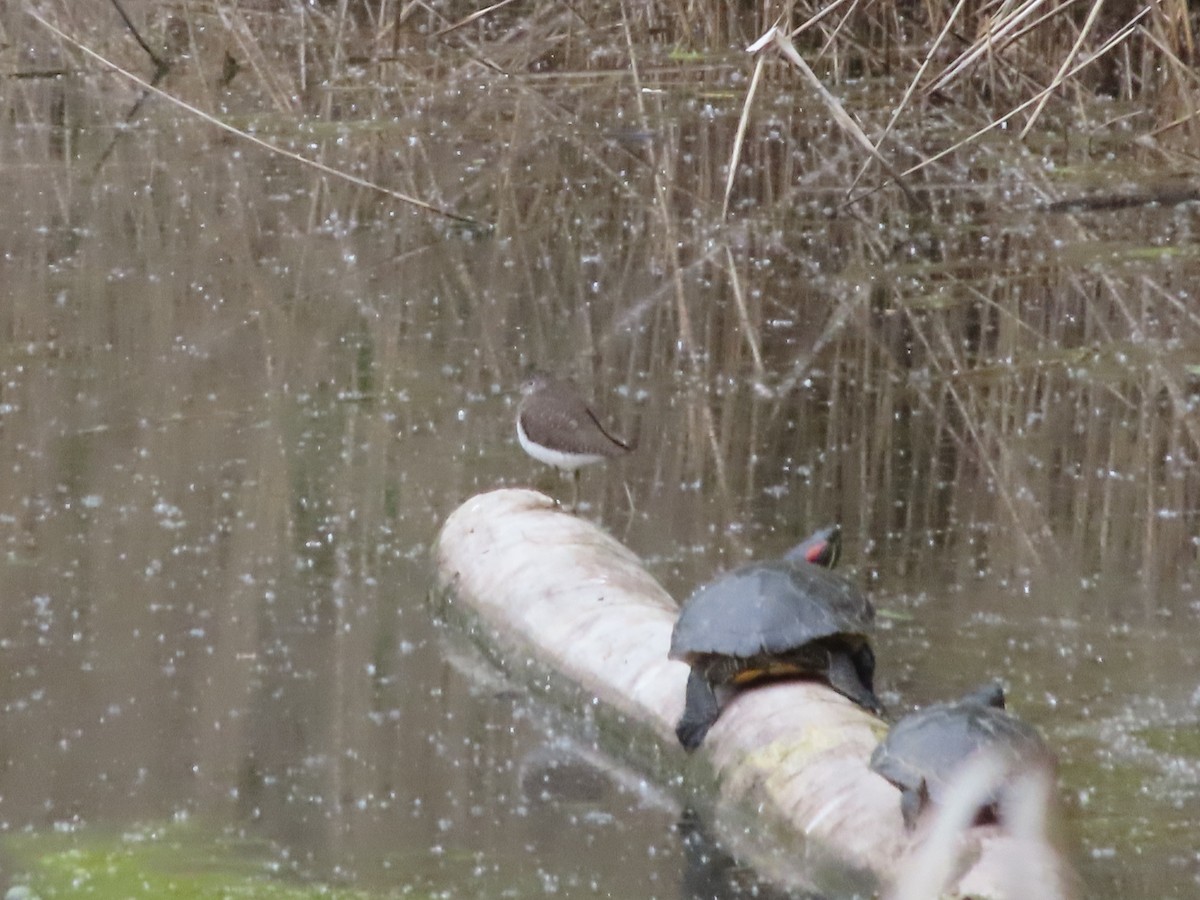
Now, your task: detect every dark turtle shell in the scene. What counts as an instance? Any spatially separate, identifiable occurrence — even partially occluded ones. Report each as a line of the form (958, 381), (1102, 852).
(669, 557), (873, 662)
(869, 683), (1050, 828)
(669, 527), (881, 751)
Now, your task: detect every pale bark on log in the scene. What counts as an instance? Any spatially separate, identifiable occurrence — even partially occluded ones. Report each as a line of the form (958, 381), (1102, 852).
(432, 489), (1071, 899)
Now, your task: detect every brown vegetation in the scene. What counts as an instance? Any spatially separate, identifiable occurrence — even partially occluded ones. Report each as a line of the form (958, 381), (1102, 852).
(2, 2), (1197, 895)
(6, 0), (1199, 587)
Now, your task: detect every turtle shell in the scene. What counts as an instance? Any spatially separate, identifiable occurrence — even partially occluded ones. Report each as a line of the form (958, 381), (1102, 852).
(669, 556), (873, 664)
(869, 684), (1049, 827)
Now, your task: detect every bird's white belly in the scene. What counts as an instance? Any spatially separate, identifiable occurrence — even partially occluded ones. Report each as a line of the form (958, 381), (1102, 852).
(517, 420), (605, 470)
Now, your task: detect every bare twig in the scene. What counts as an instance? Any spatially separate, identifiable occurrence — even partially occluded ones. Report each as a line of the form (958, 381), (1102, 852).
(27, 10), (489, 229)
(1019, 0), (1105, 139)
(109, 0), (168, 76)
(897, 8), (1151, 181)
(722, 50), (767, 220)
(788, 0), (853, 39)
(436, 0), (520, 37)
(848, 0), (968, 194)
(760, 26), (923, 209)
(723, 244), (765, 380)
(620, 0), (729, 494)
(926, 0), (1048, 96)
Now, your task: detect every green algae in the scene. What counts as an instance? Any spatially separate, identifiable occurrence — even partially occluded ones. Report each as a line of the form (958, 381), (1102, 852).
(3, 826), (423, 900)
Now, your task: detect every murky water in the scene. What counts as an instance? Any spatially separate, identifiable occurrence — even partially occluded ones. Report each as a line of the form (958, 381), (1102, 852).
(2, 5), (1198, 897)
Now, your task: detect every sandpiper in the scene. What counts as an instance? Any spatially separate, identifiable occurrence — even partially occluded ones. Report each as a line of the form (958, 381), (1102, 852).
(516, 372), (633, 509)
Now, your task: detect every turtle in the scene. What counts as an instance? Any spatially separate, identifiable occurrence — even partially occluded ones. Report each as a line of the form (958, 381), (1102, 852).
(668, 525), (882, 751)
(868, 682), (1051, 829)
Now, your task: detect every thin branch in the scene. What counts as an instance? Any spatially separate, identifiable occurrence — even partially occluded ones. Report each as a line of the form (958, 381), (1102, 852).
(27, 10), (489, 229)
(895, 8), (1150, 181)
(722, 51), (767, 221)
(766, 27), (923, 209)
(723, 244), (765, 380)
(1019, 0), (1105, 139)
(109, 0), (168, 76)
(435, 0), (520, 37)
(848, 0), (968, 194)
(926, 0), (1052, 96)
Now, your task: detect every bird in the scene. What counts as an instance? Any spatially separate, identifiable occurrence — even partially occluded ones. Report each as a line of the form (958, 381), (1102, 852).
(516, 372), (633, 510)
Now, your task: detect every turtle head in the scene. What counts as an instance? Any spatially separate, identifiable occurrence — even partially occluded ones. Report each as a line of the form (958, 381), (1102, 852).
(783, 525), (841, 568)
(962, 681), (1006, 710)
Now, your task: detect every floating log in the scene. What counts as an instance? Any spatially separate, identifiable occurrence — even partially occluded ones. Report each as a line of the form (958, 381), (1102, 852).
(431, 489), (1072, 899)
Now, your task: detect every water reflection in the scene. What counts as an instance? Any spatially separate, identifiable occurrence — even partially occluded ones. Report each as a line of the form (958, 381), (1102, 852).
(677, 809), (822, 900)
(1, 3), (1199, 897)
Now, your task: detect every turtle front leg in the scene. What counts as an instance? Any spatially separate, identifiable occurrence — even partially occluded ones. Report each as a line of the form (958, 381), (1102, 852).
(569, 469), (581, 513)
(675, 669), (721, 751)
(899, 779), (928, 830)
(827, 647), (884, 715)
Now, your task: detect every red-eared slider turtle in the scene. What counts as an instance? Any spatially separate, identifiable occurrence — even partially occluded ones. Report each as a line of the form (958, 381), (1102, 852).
(869, 683), (1051, 829)
(669, 526), (882, 751)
